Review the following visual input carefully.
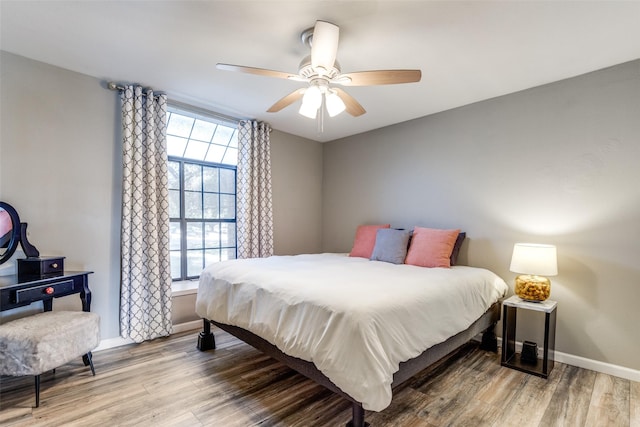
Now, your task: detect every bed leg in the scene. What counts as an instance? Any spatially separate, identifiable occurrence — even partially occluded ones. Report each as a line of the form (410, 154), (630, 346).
(197, 319), (216, 351)
(346, 402), (370, 427)
(480, 324), (498, 352)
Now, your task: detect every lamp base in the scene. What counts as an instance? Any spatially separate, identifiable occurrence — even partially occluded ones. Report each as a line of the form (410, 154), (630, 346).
(515, 275), (551, 302)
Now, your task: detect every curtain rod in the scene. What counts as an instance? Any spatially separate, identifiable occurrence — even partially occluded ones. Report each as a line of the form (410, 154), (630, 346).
(107, 81), (164, 97)
(107, 82), (126, 91)
(107, 82), (244, 126)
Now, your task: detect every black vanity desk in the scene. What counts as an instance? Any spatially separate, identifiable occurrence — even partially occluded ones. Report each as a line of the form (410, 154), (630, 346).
(0, 271), (93, 312)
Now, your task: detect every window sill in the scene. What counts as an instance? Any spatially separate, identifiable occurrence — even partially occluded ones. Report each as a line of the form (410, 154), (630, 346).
(171, 280), (199, 297)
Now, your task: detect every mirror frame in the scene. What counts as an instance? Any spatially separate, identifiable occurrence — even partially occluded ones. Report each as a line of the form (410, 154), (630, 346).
(0, 201), (21, 264)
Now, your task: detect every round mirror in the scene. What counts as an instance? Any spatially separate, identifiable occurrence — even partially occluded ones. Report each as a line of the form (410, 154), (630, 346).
(0, 202), (21, 264)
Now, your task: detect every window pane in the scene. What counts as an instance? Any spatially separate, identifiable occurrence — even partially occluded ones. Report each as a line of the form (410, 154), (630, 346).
(221, 223), (236, 247)
(184, 164), (201, 191)
(220, 168), (235, 194)
(203, 193), (219, 219)
(203, 167), (219, 192)
(205, 223), (220, 248)
(167, 113), (194, 138)
(187, 250), (204, 277)
(212, 125), (235, 146)
(167, 110), (237, 164)
(168, 161), (180, 190)
(170, 251), (182, 279)
(184, 192), (202, 218)
(167, 135), (188, 157)
(169, 222), (181, 250)
(186, 222), (203, 249)
(220, 194), (235, 219)
(169, 189), (180, 218)
(222, 147), (238, 166)
(183, 140), (210, 160)
(204, 144), (227, 164)
(205, 249), (221, 266)
(221, 248), (236, 261)
(228, 130), (238, 148)
(191, 120), (216, 142)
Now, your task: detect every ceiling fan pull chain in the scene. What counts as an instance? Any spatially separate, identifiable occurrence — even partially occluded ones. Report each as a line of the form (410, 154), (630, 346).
(318, 98), (325, 134)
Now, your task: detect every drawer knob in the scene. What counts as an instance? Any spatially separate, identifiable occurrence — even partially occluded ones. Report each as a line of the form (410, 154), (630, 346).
(51, 263), (58, 269)
(45, 287), (54, 295)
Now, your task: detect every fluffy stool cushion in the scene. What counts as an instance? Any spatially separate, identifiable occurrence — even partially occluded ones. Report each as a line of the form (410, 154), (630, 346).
(0, 311), (100, 376)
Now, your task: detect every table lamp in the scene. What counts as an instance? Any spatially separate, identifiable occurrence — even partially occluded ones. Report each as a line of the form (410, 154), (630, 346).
(509, 243), (558, 301)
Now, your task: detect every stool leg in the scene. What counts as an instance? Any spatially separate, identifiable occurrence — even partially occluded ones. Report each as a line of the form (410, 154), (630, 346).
(34, 375), (40, 408)
(83, 352), (96, 376)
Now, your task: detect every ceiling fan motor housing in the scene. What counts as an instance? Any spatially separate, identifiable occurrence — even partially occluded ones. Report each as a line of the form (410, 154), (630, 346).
(298, 55), (341, 80)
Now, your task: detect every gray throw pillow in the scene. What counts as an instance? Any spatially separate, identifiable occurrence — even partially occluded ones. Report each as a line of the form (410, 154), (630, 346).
(370, 228), (411, 264)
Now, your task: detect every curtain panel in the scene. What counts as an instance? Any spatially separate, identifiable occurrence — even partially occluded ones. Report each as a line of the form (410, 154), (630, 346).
(120, 85), (172, 342)
(237, 120), (274, 258)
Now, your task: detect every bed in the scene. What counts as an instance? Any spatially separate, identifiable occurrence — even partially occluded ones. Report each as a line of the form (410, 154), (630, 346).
(195, 251), (508, 426)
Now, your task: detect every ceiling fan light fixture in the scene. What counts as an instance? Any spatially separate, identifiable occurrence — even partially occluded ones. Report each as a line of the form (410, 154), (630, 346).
(299, 101), (318, 119)
(302, 85), (322, 108)
(299, 85), (322, 119)
(326, 90), (346, 117)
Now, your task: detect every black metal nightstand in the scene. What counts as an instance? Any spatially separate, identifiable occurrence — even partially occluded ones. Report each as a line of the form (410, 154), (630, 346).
(501, 295), (557, 378)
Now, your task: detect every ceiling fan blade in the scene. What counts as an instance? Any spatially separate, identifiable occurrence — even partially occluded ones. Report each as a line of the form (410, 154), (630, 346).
(267, 88), (306, 113)
(336, 70), (422, 86)
(217, 63), (298, 80)
(311, 21), (339, 72)
(333, 88), (366, 117)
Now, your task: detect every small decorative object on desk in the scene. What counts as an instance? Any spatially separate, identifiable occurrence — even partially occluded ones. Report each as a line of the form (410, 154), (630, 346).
(17, 256), (65, 280)
(509, 243), (558, 302)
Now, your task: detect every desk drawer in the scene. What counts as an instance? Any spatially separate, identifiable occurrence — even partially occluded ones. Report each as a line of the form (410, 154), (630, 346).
(15, 279), (74, 304)
(18, 257), (65, 278)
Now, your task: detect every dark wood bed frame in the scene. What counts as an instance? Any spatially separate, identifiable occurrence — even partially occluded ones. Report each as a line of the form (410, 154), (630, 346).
(197, 301), (500, 427)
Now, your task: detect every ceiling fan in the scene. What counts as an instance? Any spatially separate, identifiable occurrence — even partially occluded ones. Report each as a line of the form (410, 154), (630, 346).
(216, 20), (422, 119)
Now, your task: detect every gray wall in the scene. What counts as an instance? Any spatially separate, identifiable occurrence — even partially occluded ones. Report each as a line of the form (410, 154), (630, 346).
(1, 51), (121, 335)
(271, 129), (323, 255)
(0, 51), (324, 338)
(322, 60), (640, 371)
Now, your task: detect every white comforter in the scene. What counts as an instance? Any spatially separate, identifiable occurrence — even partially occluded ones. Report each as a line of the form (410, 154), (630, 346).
(195, 253), (507, 411)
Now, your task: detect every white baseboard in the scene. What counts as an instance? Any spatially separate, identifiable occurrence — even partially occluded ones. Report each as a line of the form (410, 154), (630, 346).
(172, 319), (202, 333)
(495, 337), (640, 383)
(552, 350), (640, 383)
(94, 320), (202, 352)
(93, 336), (135, 352)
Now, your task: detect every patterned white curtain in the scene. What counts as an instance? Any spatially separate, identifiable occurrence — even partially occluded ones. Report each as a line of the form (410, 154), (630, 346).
(237, 120), (274, 258)
(120, 85), (172, 342)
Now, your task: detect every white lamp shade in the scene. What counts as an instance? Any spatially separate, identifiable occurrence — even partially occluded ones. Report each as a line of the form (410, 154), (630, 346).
(325, 91), (346, 117)
(299, 86), (322, 118)
(302, 85), (322, 108)
(509, 243), (558, 276)
(299, 101), (318, 119)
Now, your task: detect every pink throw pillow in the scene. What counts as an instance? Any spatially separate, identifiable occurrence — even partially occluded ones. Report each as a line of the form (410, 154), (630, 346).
(405, 227), (460, 268)
(349, 224), (391, 258)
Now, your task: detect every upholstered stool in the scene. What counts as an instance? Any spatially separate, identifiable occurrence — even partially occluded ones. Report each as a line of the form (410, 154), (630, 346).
(0, 310), (100, 407)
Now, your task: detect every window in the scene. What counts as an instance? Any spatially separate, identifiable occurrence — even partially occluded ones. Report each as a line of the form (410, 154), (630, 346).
(166, 106), (238, 280)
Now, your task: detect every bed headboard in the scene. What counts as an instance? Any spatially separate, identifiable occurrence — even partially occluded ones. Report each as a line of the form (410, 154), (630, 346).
(451, 232), (466, 266)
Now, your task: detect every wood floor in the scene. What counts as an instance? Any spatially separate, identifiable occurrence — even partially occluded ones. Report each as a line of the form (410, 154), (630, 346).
(1, 327), (638, 427)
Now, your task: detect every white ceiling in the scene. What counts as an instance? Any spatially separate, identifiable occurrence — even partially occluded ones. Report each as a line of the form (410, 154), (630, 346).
(2, 1), (640, 142)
